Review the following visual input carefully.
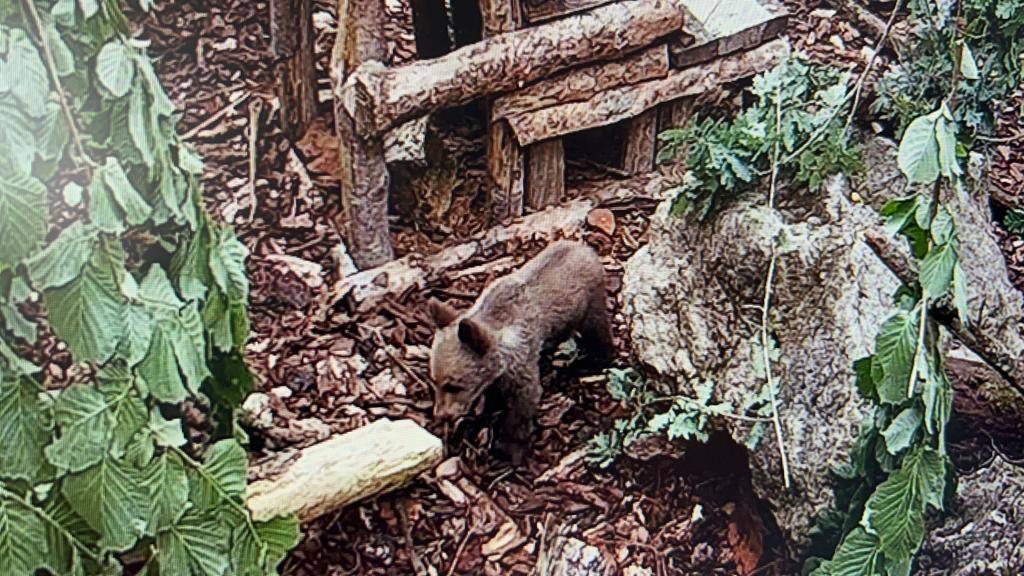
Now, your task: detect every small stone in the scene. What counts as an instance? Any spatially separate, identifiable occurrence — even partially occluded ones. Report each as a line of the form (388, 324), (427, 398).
(435, 456), (462, 479)
(587, 208), (616, 236)
(270, 386), (293, 399)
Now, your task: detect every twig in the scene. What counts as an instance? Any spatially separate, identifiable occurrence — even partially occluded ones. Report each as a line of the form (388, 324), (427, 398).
(20, 0), (93, 172)
(247, 98), (263, 222)
(398, 501), (429, 576)
(784, 0), (905, 164)
(445, 527), (474, 576)
(763, 84), (792, 489)
(908, 298), (928, 397)
(182, 91), (252, 140)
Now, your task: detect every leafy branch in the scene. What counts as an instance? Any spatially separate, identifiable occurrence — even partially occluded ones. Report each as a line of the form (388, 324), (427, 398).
(0, 1), (298, 574)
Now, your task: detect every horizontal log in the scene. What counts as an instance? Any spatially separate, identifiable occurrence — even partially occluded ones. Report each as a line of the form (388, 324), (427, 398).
(506, 38), (789, 146)
(521, 0), (614, 24)
(491, 45), (669, 121)
(246, 418), (443, 522)
(669, 0), (787, 68)
(339, 0), (687, 138)
(321, 171), (670, 311)
(864, 228), (1024, 397)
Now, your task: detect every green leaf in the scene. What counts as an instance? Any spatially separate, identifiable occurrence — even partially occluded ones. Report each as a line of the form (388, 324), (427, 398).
(873, 311), (920, 404)
(148, 409), (187, 447)
(78, 0), (99, 19)
(231, 516), (301, 576)
(0, 488), (49, 575)
(6, 30), (49, 118)
(189, 439), (247, 510)
(38, 98), (69, 164)
(881, 407), (921, 455)
(122, 303), (155, 366)
(897, 110), (941, 184)
(45, 250), (125, 363)
(97, 364), (147, 454)
(25, 222), (99, 290)
(0, 98), (37, 173)
(101, 157), (151, 226)
(862, 447), (946, 561)
(953, 263), (969, 326)
(138, 324), (188, 404)
(960, 42), (979, 80)
(143, 451), (188, 533)
(919, 243), (957, 298)
(42, 493), (100, 576)
(45, 384), (113, 472)
(934, 107), (960, 179)
(139, 264), (184, 313)
(0, 168), (47, 266)
(155, 511), (230, 576)
(43, 21), (75, 76)
(0, 374), (52, 481)
(128, 85), (155, 168)
(816, 528), (882, 576)
(96, 41), (136, 98)
(209, 226), (250, 298)
(62, 453), (149, 552)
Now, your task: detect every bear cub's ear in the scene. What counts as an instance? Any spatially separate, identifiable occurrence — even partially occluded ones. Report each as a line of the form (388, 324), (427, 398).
(427, 298), (460, 328)
(458, 318), (492, 356)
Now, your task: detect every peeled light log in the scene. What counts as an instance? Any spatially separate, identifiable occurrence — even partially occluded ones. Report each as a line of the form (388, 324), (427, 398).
(246, 419), (443, 522)
(506, 38), (788, 146)
(342, 0), (687, 138)
(322, 171), (669, 311)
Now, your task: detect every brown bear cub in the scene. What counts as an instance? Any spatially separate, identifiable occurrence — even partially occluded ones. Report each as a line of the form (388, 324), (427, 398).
(427, 240), (612, 464)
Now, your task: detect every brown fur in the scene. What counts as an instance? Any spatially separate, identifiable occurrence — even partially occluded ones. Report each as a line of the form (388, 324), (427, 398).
(427, 240), (612, 464)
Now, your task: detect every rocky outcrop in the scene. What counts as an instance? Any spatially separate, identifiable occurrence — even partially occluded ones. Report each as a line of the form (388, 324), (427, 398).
(919, 457), (1024, 575)
(621, 173), (899, 551)
(620, 136), (1024, 561)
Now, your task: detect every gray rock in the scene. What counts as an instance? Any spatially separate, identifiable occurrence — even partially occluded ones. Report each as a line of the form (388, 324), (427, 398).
(620, 136), (1024, 562)
(919, 458), (1024, 575)
(536, 536), (615, 576)
(621, 173), (898, 552)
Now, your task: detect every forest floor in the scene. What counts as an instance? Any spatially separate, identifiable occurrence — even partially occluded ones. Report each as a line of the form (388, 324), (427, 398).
(139, 0), (1024, 574)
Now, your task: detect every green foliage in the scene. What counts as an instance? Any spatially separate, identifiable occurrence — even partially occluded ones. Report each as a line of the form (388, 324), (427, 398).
(809, 96), (964, 574)
(0, 1), (298, 574)
(872, 0), (1024, 137)
(658, 57), (861, 219)
(586, 368), (770, 468)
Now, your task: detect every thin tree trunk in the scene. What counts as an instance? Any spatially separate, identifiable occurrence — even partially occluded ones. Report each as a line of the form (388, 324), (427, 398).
(333, 0), (394, 267)
(270, 0), (317, 139)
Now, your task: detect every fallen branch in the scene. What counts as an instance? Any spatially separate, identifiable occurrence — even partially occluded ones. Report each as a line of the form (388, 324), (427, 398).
(321, 171), (669, 313)
(246, 418), (443, 522)
(864, 228), (1024, 396)
(339, 0), (687, 137)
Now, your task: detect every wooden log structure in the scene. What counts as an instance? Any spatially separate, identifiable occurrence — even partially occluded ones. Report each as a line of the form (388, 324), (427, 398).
(340, 0), (688, 139)
(321, 171), (670, 311)
(333, 0), (395, 268)
(270, 0), (317, 139)
(482, 0), (526, 222)
(246, 418), (443, 522)
(504, 38), (788, 145)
